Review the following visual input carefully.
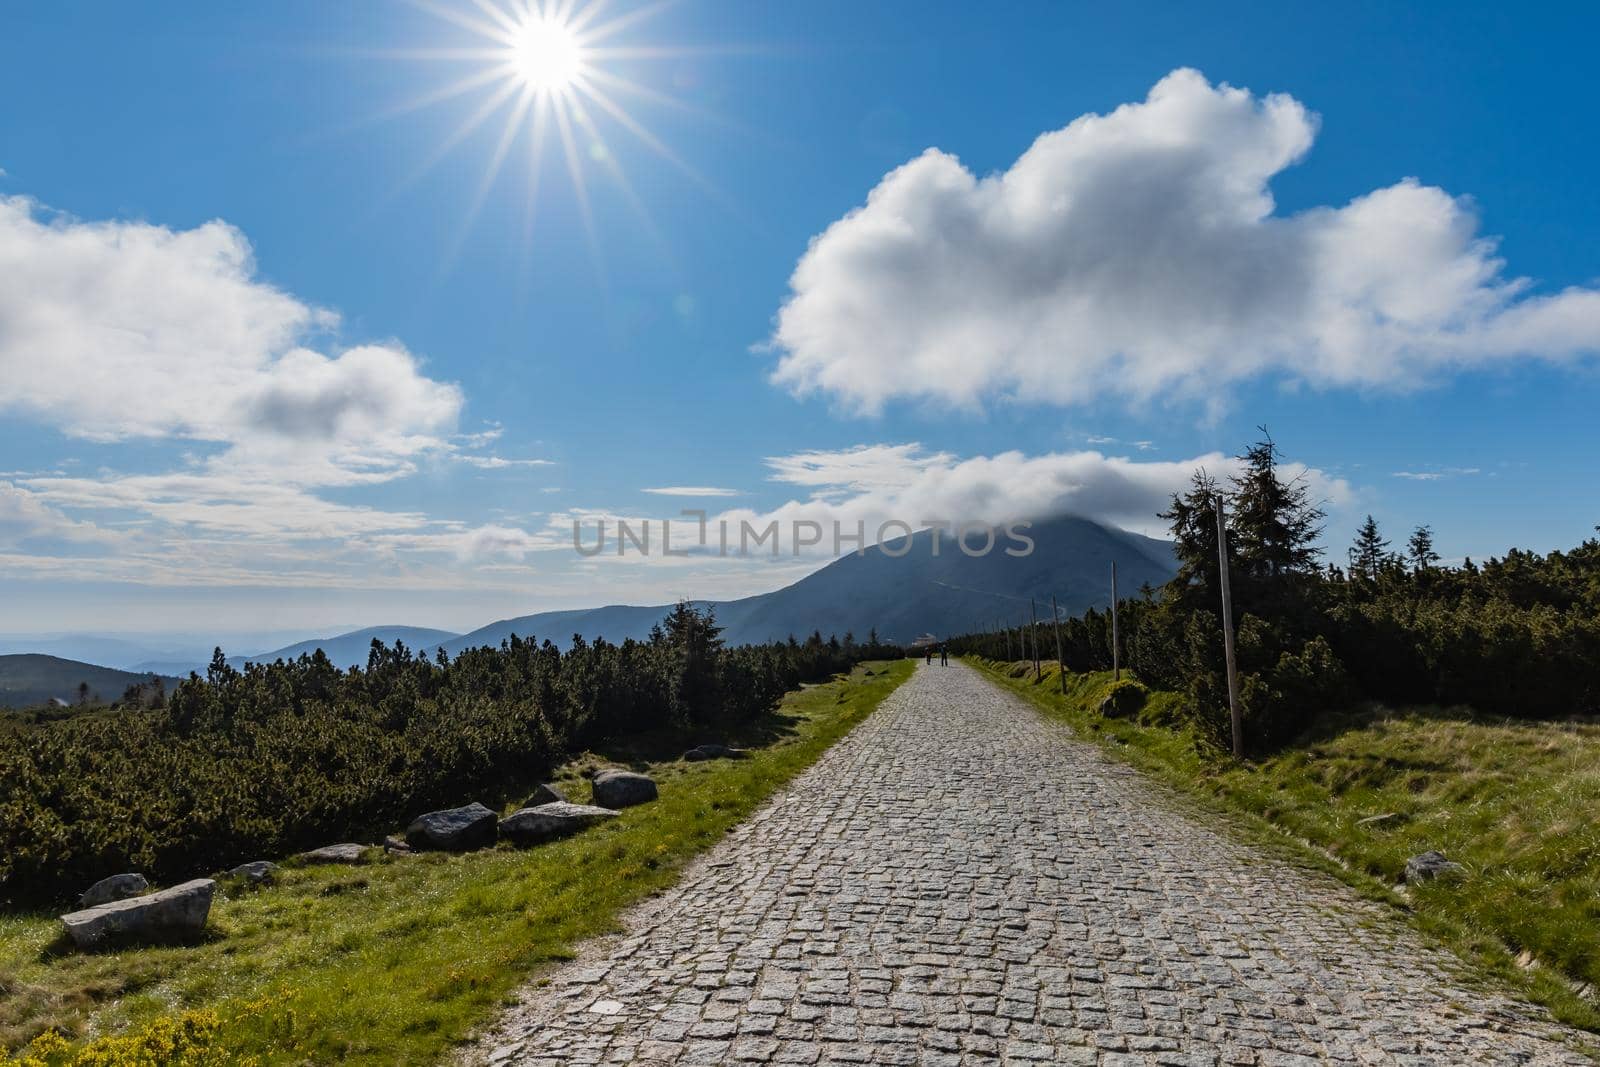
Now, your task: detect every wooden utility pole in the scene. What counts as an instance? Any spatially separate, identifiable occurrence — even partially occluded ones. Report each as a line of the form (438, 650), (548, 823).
(1028, 598), (1041, 677)
(1215, 494), (1243, 758)
(1051, 595), (1065, 693)
(1003, 620), (1012, 661)
(1111, 561), (1121, 682)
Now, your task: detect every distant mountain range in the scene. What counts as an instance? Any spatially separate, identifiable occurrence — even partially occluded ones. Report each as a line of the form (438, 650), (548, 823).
(0, 634), (208, 673)
(0, 516), (1177, 683)
(0, 630), (328, 673)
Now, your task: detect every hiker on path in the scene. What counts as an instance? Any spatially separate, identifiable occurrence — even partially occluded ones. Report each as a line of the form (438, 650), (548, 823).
(939, 645), (948, 666)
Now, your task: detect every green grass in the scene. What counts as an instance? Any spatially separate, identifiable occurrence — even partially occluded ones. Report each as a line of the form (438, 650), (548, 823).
(0, 660), (913, 1065)
(969, 656), (1600, 1034)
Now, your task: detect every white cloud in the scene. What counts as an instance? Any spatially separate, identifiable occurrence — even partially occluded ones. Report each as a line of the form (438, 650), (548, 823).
(749, 443), (1350, 543)
(1392, 466), (1481, 481)
(765, 444), (955, 492)
(0, 192), (561, 593)
(0, 481), (117, 548)
(768, 68), (1600, 414)
(457, 455), (554, 470)
(19, 472), (431, 541)
(556, 444), (1351, 558)
(1083, 435), (1157, 451)
(0, 195), (462, 479)
(458, 426), (504, 447)
(641, 486), (740, 497)
(455, 524), (545, 560)
(376, 523), (552, 563)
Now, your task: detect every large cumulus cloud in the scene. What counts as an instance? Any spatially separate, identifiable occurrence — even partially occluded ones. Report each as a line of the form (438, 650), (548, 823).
(0, 195), (462, 475)
(0, 193), (543, 585)
(565, 444), (1351, 556)
(769, 69), (1600, 412)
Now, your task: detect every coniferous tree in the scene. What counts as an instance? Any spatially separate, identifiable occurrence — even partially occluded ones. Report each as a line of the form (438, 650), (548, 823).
(1157, 468), (1223, 606)
(1407, 524), (1440, 572)
(1349, 515), (1389, 581)
(1228, 430), (1325, 579)
(662, 601), (726, 724)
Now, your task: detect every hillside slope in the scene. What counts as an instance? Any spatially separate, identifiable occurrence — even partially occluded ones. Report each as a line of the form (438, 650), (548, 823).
(0, 655), (178, 709)
(443, 515), (1175, 653)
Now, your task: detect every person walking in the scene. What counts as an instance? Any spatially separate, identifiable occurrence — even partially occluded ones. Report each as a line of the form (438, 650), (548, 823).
(939, 645), (948, 666)
(925, 647), (932, 665)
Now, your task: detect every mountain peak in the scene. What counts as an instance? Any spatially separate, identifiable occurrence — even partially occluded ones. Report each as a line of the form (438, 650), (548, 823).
(442, 515), (1174, 653)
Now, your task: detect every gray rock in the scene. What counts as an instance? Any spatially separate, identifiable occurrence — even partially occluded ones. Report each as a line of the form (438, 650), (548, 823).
(60, 878), (215, 949)
(299, 842), (371, 865)
(406, 802), (498, 851)
(79, 873), (149, 908)
(383, 835), (415, 854)
(525, 782), (567, 807)
(1405, 850), (1468, 883)
(1097, 682), (1148, 719)
(683, 744), (744, 762)
(499, 802), (619, 845)
(225, 861), (278, 886)
(591, 769), (658, 808)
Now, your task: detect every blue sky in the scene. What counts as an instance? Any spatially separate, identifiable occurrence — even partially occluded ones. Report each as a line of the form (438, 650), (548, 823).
(1, 1), (1597, 637)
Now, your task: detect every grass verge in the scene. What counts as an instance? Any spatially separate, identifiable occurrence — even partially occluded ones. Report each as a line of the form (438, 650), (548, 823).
(1, 659), (913, 1065)
(969, 656), (1600, 1035)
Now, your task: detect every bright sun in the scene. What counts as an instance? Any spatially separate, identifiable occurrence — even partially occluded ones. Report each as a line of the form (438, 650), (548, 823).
(510, 17), (584, 93)
(397, 0), (714, 270)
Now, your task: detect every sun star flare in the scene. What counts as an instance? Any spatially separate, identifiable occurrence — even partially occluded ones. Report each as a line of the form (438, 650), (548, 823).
(509, 15), (585, 93)
(390, 0), (719, 274)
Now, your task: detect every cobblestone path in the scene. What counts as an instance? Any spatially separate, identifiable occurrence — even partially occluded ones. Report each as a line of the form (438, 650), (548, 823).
(465, 662), (1592, 1066)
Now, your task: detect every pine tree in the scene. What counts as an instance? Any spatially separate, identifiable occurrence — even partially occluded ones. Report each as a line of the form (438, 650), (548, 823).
(1349, 515), (1390, 581)
(662, 601), (725, 723)
(206, 646), (237, 686)
(1407, 524), (1440, 572)
(1157, 468), (1223, 605)
(1228, 429), (1325, 579)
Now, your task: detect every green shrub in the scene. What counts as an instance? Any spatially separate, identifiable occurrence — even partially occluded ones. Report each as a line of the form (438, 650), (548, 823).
(10, 1012), (235, 1066)
(0, 608), (900, 906)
